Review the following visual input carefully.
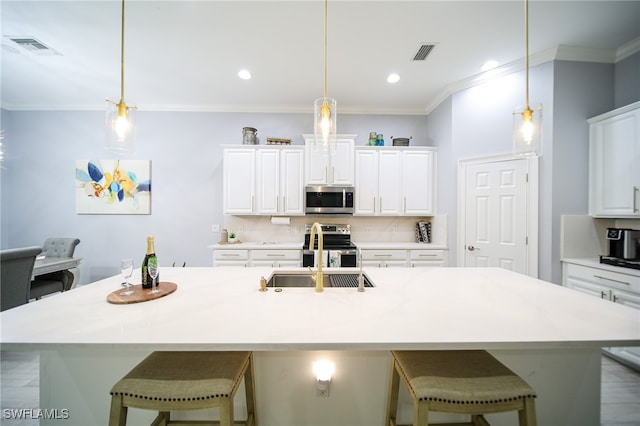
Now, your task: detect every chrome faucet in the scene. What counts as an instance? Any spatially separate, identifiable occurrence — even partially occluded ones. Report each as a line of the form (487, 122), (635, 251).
(358, 247), (364, 292)
(308, 222), (324, 292)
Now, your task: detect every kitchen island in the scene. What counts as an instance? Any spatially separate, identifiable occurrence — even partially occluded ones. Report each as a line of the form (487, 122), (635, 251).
(1, 267), (638, 425)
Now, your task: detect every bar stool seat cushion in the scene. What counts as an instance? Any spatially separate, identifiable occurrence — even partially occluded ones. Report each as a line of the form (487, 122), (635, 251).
(111, 351), (249, 406)
(392, 350), (536, 405)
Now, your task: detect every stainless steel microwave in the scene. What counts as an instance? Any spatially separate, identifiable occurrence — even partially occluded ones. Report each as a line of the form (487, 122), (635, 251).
(305, 185), (354, 215)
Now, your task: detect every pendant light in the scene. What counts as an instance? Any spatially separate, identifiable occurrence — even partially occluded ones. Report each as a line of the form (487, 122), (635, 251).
(513, 0), (542, 157)
(313, 0), (337, 152)
(106, 0), (136, 154)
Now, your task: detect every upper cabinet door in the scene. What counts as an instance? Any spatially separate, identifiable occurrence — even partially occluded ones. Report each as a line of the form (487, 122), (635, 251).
(354, 149), (379, 215)
(589, 102), (640, 218)
(280, 148), (305, 215)
(304, 135), (355, 185)
(223, 148), (256, 214)
(377, 150), (402, 215)
(256, 149), (280, 214)
(403, 150), (436, 215)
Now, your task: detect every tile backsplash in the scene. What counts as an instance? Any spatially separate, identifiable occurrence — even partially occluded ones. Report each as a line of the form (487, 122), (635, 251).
(222, 215), (448, 246)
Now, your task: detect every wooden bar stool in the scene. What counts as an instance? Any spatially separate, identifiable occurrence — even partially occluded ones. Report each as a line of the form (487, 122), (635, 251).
(385, 350), (536, 426)
(109, 351), (257, 426)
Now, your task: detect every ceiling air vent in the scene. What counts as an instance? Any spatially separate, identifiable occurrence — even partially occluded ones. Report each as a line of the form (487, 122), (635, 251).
(413, 43), (436, 61)
(7, 36), (61, 55)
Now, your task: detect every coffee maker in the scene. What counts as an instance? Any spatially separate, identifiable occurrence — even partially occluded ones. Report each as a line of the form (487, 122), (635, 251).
(605, 228), (640, 261)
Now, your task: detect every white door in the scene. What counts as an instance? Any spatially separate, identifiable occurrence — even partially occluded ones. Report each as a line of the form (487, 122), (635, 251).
(460, 157), (536, 275)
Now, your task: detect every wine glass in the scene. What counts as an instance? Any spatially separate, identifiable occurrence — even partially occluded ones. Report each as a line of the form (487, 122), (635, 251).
(119, 258), (134, 296)
(147, 257), (160, 294)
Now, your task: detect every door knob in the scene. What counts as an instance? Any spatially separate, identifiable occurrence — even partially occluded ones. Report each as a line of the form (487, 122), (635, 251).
(467, 245), (479, 251)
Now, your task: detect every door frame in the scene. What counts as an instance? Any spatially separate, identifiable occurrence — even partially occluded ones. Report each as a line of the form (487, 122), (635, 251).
(457, 153), (539, 277)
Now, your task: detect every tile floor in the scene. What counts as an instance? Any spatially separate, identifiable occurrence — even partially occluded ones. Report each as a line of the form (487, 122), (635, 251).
(1, 351), (639, 425)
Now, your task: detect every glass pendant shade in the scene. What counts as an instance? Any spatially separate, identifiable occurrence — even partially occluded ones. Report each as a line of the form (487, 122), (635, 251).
(513, 104), (542, 157)
(106, 100), (136, 154)
(314, 97), (337, 152)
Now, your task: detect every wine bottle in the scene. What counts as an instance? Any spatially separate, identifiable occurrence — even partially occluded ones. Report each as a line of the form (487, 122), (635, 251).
(141, 235), (159, 289)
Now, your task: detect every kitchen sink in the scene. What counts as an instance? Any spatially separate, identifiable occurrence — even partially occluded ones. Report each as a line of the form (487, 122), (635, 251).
(266, 271), (374, 288)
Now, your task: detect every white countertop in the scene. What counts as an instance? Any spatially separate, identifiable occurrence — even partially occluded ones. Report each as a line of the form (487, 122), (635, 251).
(209, 242), (303, 250)
(1, 267), (638, 350)
(562, 257), (640, 277)
(354, 242), (448, 250)
(209, 242), (448, 250)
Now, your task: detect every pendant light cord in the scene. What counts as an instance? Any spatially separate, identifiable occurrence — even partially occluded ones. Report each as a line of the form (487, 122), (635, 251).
(323, 0), (328, 100)
(524, 0), (529, 109)
(120, 0), (126, 102)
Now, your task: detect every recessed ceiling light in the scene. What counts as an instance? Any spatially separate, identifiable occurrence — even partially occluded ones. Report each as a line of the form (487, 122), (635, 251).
(387, 73), (400, 84)
(481, 60), (499, 72)
(238, 69), (252, 80)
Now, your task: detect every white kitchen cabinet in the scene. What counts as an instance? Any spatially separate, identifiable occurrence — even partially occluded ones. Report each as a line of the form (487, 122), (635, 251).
(361, 249), (407, 268)
(355, 147), (437, 216)
(588, 101), (640, 218)
(224, 146), (304, 216)
(213, 249), (250, 267)
(563, 261), (640, 368)
(250, 249), (301, 267)
(212, 246), (301, 267)
(223, 149), (256, 214)
(304, 135), (355, 185)
(409, 249), (447, 267)
(403, 150), (436, 215)
(256, 147), (304, 215)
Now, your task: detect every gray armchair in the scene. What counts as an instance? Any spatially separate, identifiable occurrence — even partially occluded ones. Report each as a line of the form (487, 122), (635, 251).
(30, 238), (81, 299)
(1, 246), (43, 311)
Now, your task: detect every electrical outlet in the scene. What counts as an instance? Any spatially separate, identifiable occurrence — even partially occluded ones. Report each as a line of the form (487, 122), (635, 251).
(211, 224), (220, 233)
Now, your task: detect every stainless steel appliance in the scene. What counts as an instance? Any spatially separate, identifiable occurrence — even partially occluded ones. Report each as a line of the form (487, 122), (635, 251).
(305, 185), (354, 215)
(302, 223), (358, 268)
(600, 228), (640, 270)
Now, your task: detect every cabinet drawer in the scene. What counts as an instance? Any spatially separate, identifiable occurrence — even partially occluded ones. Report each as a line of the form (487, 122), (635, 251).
(251, 249), (300, 261)
(213, 249), (250, 261)
(409, 250), (444, 261)
(565, 263), (640, 292)
(361, 250), (407, 261)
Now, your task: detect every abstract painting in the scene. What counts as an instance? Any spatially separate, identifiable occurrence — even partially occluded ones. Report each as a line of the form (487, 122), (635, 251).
(75, 160), (151, 214)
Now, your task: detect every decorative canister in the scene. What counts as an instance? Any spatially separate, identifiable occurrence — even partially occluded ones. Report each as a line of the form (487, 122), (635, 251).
(368, 132), (377, 146)
(242, 127), (258, 145)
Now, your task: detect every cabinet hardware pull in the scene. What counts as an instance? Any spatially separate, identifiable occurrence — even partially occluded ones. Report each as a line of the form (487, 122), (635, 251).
(266, 254), (285, 257)
(418, 253), (437, 257)
(593, 274), (630, 285)
(600, 291), (608, 299)
(613, 295), (619, 303)
(634, 186), (639, 213)
(374, 254), (392, 258)
(221, 253), (240, 257)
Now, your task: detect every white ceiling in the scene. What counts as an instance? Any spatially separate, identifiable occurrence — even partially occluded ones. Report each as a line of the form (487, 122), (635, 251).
(2, 0), (639, 115)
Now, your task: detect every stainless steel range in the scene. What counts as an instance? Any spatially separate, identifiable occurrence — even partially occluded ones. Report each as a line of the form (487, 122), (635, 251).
(302, 223), (358, 268)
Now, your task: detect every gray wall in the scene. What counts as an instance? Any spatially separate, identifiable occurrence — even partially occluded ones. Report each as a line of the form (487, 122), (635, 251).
(0, 110), (427, 284)
(427, 53), (639, 284)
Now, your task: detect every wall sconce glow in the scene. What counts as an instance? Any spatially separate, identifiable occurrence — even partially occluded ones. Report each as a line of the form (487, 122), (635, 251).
(387, 73), (400, 84)
(313, 359), (334, 397)
(513, 104), (543, 157)
(238, 69), (252, 80)
(480, 60), (499, 72)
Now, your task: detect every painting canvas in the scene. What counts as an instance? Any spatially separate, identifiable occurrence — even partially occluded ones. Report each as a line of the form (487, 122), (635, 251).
(75, 160), (151, 214)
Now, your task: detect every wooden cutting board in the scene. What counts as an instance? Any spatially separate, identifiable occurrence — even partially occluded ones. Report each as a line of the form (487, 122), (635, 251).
(106, 282), (177, 304)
